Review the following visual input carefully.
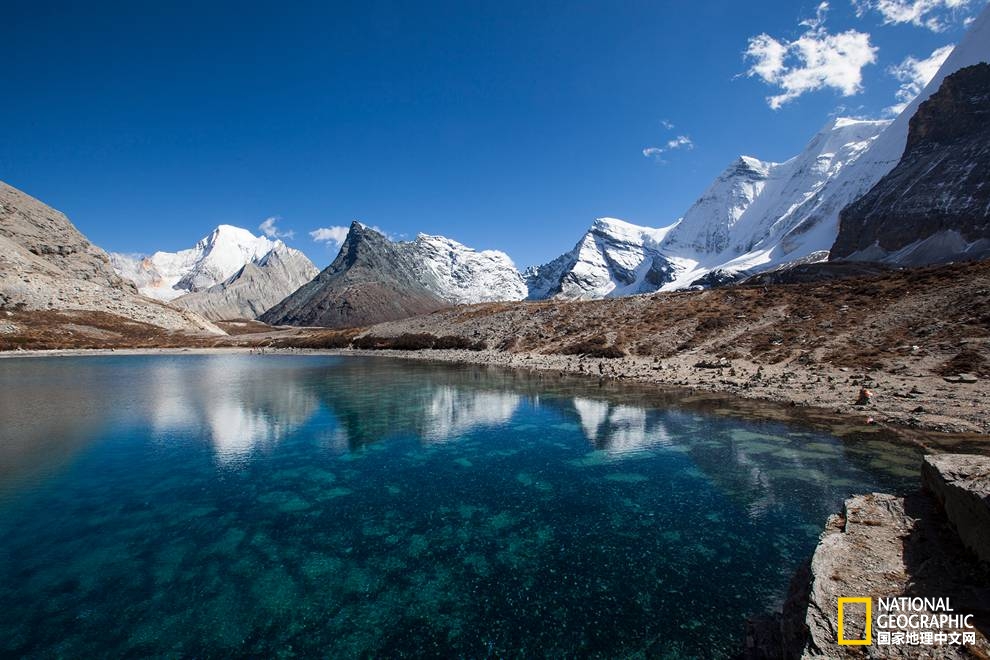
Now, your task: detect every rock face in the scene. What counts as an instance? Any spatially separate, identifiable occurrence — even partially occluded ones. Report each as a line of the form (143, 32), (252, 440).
(833, 64), (990, 265)
(0, 180), (222, 334)
(922, 453), (990, 564)
(171, 241), (318, 320)
(262, 222), (525, 328)
(111, 225), (282, 301)
(748, 456), (990, 659)
(261, 222), (450, 327)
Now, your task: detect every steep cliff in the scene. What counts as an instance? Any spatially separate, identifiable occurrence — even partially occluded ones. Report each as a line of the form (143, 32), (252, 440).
(832, 63), (990, 264)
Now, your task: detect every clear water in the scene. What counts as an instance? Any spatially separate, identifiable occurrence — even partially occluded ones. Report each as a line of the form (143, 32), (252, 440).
(0, 354), (921, 657)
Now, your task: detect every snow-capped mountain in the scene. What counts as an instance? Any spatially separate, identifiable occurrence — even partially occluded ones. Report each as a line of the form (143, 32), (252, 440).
(111, 225), (278, 301)
(411, 233), (528, 304)
(172, 240), (319, 320)
(524, 218), (675, 300)
(527, 4), (990, 298)
(263, 222), (526, 328)
(525, 118), (889, 298)
(658, 116), (891, 288)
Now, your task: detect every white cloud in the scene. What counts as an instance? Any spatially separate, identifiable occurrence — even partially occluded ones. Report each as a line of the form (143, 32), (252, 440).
(852, 0), (973, 32)
(258, 216), (294, 240)
(642, 135), (694, 163)
(309, 225), (350, 249)
(660, 119), (675, 130)
(745, 2), (878, 109)
(884, 43), (954, 115)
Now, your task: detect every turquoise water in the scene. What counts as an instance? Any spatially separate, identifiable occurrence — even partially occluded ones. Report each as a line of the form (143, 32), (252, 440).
(0, 354), (920, 657)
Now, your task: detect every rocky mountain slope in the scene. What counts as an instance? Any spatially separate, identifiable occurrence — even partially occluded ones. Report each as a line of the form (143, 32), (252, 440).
(111, 225), (283, 301)
(261, 222), (450, 327)
(832, 63), (990, 264)
(0, 180), (221, 335)
(264, 222), (526, 327)
(171, 240), (319, 320)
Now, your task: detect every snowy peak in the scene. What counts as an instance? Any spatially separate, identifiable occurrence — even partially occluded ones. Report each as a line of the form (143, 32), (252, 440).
(411, 233), (527, 304)
(173, 236), (319, 321)
(525, 217), (676, 300)
(666, 116), (889, 265)
(111, 225), (282, 301)
(663, 156), (774, 255)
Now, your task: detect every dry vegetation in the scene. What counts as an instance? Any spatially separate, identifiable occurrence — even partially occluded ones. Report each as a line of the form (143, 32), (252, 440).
(369, 259), (990, 378)
(0, 310), (214, 351)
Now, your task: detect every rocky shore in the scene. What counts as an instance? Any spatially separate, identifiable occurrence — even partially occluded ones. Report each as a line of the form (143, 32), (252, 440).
(328, 347), (990, 439)
(745, 454), (990, 659)
(4, 343), (990, 443)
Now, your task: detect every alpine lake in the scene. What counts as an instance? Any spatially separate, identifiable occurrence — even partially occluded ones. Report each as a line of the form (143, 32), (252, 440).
(0, 354), (922, 657)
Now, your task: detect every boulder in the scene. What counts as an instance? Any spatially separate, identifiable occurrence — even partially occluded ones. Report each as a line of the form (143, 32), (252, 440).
(922, 454), (990, 564)
(746, 488), (990, 658)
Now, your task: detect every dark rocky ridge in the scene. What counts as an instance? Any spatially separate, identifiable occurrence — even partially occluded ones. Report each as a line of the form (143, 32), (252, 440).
(261, 222), (448, 328)
(832, 63), (990, 264)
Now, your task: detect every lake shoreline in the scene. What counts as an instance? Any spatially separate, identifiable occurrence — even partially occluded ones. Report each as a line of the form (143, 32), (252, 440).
(3, 345), (988, 452)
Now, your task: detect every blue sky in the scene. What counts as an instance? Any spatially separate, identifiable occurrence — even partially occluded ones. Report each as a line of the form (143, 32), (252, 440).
(1, 0), (984, 268)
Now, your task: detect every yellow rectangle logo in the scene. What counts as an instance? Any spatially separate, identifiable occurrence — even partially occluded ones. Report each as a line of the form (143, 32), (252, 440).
(838, 597), (872, 645)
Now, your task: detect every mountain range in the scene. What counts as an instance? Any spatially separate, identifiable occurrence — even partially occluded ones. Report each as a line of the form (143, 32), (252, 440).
(7, 5), (988, 331)
(111, 225), (317, 320)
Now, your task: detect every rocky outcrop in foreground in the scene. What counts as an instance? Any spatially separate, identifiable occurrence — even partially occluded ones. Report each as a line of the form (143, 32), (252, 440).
(747, 454), (990, 658)
(922, 454), (990, 564)
(0, 180), (222, 335)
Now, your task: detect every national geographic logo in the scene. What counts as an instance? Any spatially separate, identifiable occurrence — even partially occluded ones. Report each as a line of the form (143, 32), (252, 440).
(837, 598), (872, 645)
(837, 597), (977, 648)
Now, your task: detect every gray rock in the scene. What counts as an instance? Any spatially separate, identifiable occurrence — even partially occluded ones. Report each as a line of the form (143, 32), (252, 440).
(0, 180), (223, 335)
(173, 242), (318, 320)
(261, 222), (449, 328)
(833, 64), (990, 265)
(747, 489), (990, 658)
(922, 453), (990, 564)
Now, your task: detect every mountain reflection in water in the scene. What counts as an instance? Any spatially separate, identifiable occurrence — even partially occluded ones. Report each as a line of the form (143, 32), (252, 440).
(0, 353), (922, 658)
